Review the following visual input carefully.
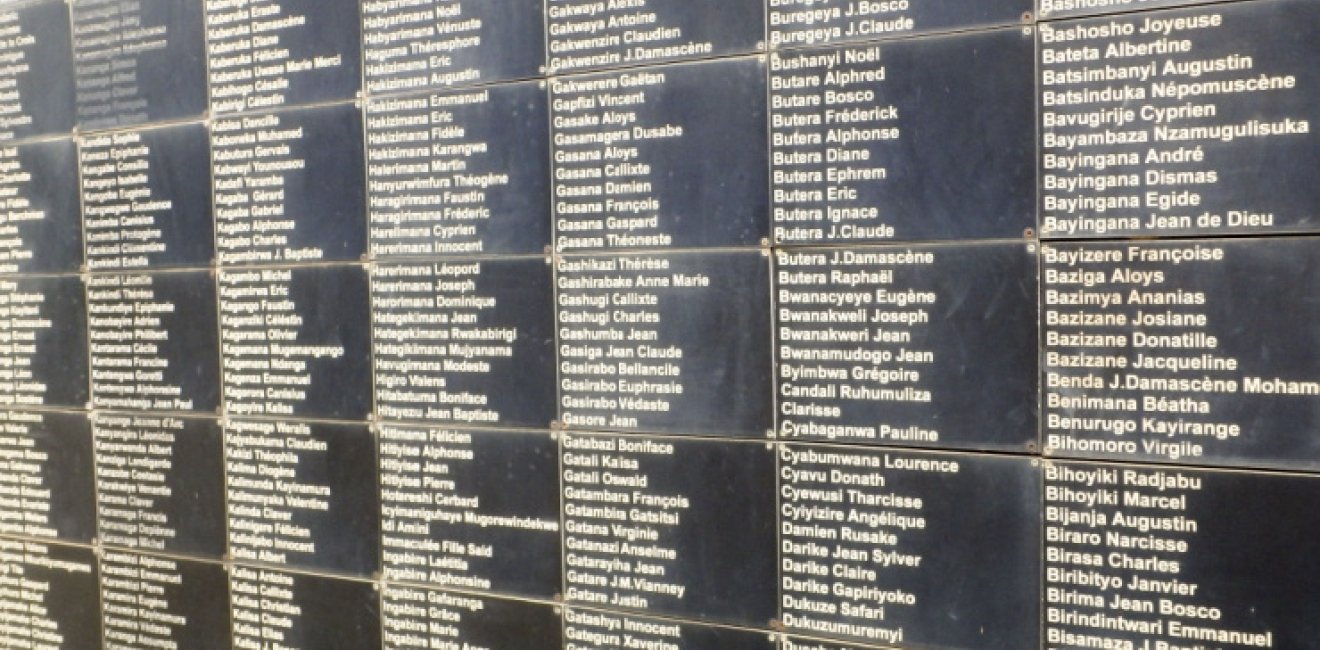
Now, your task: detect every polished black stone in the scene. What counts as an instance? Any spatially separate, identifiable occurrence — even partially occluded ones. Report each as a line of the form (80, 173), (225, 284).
(0, 540), (101, 648)
(771, 0), (1031, 48)
(229, 567), (380, 647)
(1038, 0), (1233, 19)
(0, 410), (94, 543)
(0, 275), (88, 409)
(546, 0), (764, 73)
(383, 587), (562, 649)
(367, 81), (551, 257)
(99, 551), (231, 648)
(770, 28), (1037, 244)
(0, 0), (75, 140)
(564, 608), (777, 649)
(0, 139), (82, 275)
(774, 242), (1039, 452)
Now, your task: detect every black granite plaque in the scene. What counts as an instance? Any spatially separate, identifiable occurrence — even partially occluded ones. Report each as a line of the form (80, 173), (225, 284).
(219, 264), (371, 420)
(779, 444), (1040, 647)
(383, 586), (562, 649)
(1039, 0), (1320, 238)
(782, 637), (893, 650)
(550, 57), (769, 252)
(87, 270), (220, 413)
(100, 551), (231, 648)
(1042, 238), (1320, 470)
(0, 139), (82, 275)
(0, 275), (87, 410)
(93, 413), (226, 557)
(230, 567), (381, 648)
(0, 0), (75, 140)
(373, 257), (555, 428)
(80, 122), (215, 270)
(770, 28), (1036, 245)
(0, 539), (101, 649)
(0, 410), (94, 543)
(546, 0), (764, 73)
(206, 0), (362, 114)
(73, 0), (208, 130)
(774, 243), (1038, 452)
(1044, 460), (1315, 648)
(212, 103), (367, 266)
(225, 419), (380, 576)
(379, 425), (560, 598)
(1038, 0), (1236, 20)
(771, 0), (1031, 48)
(363, 0), (546, 94)
(367, 81), (552, 258)
(557, 250), (773, 437)
(561, 433), (777, 626)
(564, 607), (776, 649)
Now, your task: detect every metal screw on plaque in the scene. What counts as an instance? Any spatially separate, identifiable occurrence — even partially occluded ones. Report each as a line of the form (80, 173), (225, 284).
(769, 619), (785, 633)
(1023, 26), (1034, 36)
(1022, 11), (1035, 22)
(553, 593), (564, 603)
(1023, 227), (1036, 239)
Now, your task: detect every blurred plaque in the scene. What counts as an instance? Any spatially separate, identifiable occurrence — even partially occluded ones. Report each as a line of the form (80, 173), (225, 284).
(383, 586), (561, 650)
(372, 257), (555, 428)
(770, 29), (1036, 245)
(565, 608), (776, 649)
(550, 57), (768, 252)
(546, 0), (764, 73)
(774, 243), (1038, 452)
(230, 567), (381, 648)
(367, 81), (551, 257)
(0, 0), (75, 140)
(87, 270), (219, 413)
(73, 0), (207, 130)
(219, 264), (371, 420)
(379, 425), (560, 599)
(1044, 460), (1315, 648)
(1042, 238), (1320, 469)
(0, 139), (82, 274)
(561, 433), (777, 626)
(80, 122), (214, 270)
(0, 539), (100, 648)
(362, 0), (546, 93)
(0, 275), (87, 409)
(100, 551), (231, 648)
(0, 410), (94, 542)
(783, 638), (893, 650)
(779, 445), (1040, 647)
(771, 0), (1030, 48)
(212, 102), (367, 266)
(557, 250), (772, 437)
(1039, 0), (1320, 238)
(206, 0), (361, 114)
(226, 419), (380, 576)
(93, 413), (225, 557)
(1039, 0), (1235, 19)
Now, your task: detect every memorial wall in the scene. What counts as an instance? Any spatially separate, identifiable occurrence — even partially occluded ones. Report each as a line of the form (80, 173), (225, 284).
(0, 0), (1316, 647)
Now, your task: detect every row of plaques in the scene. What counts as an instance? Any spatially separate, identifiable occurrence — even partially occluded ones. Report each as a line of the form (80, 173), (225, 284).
(2, 445), (1320, 647)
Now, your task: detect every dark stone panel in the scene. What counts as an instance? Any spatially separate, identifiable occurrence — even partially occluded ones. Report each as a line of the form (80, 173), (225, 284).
(1044, 460), (1316, 649)
(87, 270), (220, 413)
(0, 0), (75, 140)
(561, 433), (777, 627)
(219, 264), (372, 420)
(0, 275), (88, 410)
(550, 57), (769, 252)
(225, 419), (380, 576)
(557, 250), (773, 437)
(99, 551), (231, 648)
(230, 567), (381, 648)
(1039, 0), (1237, 20)
(782, 637), (891, 650)
(0, 539), (102, 649)
(372, 257), (555, 428)
(770, 28), (1037, 245)
(1041, 238), (1320, 470)
(206, 0), (362, 114)
(80, 122), (215, 270)
(94, 413), (226, 557)
(771, 0), (1031, 48)
(378, 425), (561, 599)
(73, 0), (207, 130)
(0, 139), (82, 275)
(779, 445), (1040, 648)
(774, 243), (1039, 452)
(0, 410), (95, 543)
(362, 0), (546, 93)
(564, 607), (776, 649)
(383, 586), (562, 649)
(212, 102), (367, 266)
(367, 81), (552, 258)
(1039, 0), (1320, 238)
(546, 0), (764, 73)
